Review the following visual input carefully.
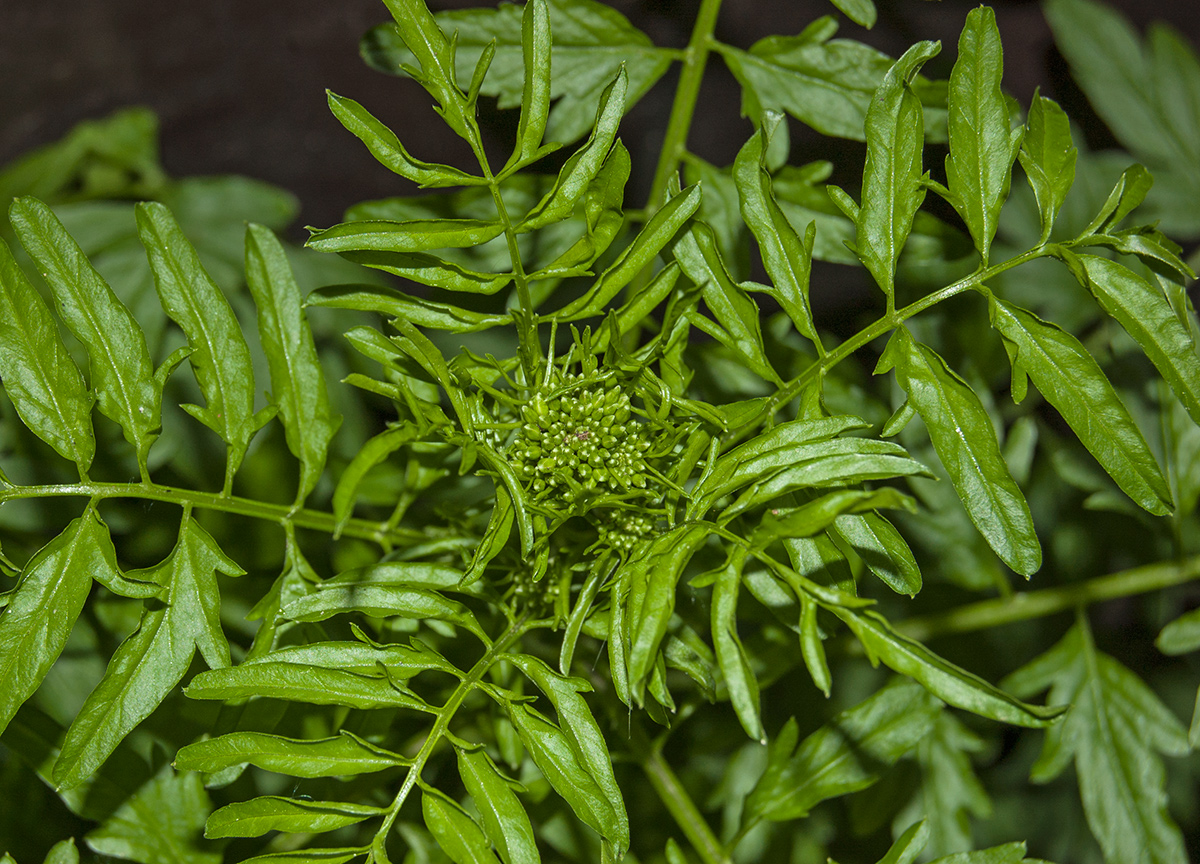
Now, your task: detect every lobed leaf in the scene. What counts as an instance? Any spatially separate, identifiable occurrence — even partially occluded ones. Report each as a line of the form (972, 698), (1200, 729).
(944, 7), (1021, 263)
(733, 113), (819, 346)
(10, 196), (160, 470)
(205, 796), (383, 839)
(1017, 94), (1076, 244)
(1004, 622), (1189, 864)
(989, 295), (1172, 515)
(176, 730), (407, 779)
(0, 236), (95, 474)
(0, 509), (116, 737)
(362, 0), (670, 146)
(878, 327), (1040, 575)
(1064, 253), (1200, 426)
(136, 201), (263, 489)
(503, 0), (553, 174)
(721, 18), (947, 143)
(54, 517), (243, 790)
(245, 223), (341, 504)
(746, 679), (940, 822)
(855, 42), (939, 302)
(456, 746), (540, 864)
(187, 662), (430, 711)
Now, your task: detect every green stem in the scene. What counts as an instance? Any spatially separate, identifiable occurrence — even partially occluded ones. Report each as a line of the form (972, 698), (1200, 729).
(0, 482), (424, 547)
(375, 618), (536, 841)
(733, 245), (1053, 444)
(628, 720), (731, 864)
(645, 0), (725, 215)
(895, 554), (1200, 643)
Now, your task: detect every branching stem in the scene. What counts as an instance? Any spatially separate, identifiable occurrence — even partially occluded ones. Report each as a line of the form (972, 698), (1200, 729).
(733, 245), (1053, 444)
(375, 617), (538, 841)
(646, 0), (725, 215)
(0, 482), (424, 547)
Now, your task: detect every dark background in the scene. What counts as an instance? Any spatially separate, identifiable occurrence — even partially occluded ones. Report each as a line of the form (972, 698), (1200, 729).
(2, 0), (1198, 232)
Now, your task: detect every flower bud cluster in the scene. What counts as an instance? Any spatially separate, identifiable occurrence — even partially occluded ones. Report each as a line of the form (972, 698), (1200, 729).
(508, 376), (650, 504)
(595, 511), (656, 554)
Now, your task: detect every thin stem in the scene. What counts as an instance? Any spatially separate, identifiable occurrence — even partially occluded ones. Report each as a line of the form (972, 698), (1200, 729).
(895, 554), (1200, 644)
(732, 245), (1053, 444)
(466, 131), (540, 379)
(0, 482), (424, 547)
(628, 720), (731, 864)
(374, 618), (536, 841)
(645, 0), (725, 215)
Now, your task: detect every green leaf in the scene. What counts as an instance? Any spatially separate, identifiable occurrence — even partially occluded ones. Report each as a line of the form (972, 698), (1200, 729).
(236, 851), (363, 864)
(798, 593), (832, 696)
(377, 0), (474, 141)
(673, 222), (779, 383)
(836, 606), (1062, 728)
(331, 423), (420, 533)
(1003, 622), (1189, 864)
(712, 549), (764, 742)
(733, 113), (819, 346)
(176, 730), (408, 778)
(751, 488), (915, 549)
(422, 789), (501, 864)
(362, 0), (671, 146)
(186, 662), (431, 711)
(84, 764), (220, 864)
(721, 18), (946, 142)
(553, 181), (700, 320)
(877, 820), (930, 864)
(910, 714), (993, 857)
(53, 516), (242, 790)
(456, 746), (540, 864)
(927, 844), (1040, 864)
(944, 7), (1020, 264)
(326, 90), (485, 188)
(283, 584), (486, 641)
(1065, 253), (1200, 426)
(255, 636), (461, 679)
(746, 679), (941, 822)
(306, 219), (505, 255)
(988, 296), (1172, 515)
(828, 0), (876, 29)
(1017, 94), (1077, 244)
(1045, 0), (1200, 236)
(520, 67), (628, 233)
(205, 796), (384, 839)
(831, 511), (922, 596)
(503, 653), (626, 851)
(323, 250), (512, 295)
(855, 41), (939, 302)
(506, 702), (624, 854)
(503, 0), (553, 174)
(40, 839), (78, 864)
(0, 236), (95, 474)
(136, 201), (264, 490)
(1156, 607), (1200, 655)
(308, 284), (510, 333)
(0, 509), (117, 737)
(878, 327), (1040, 575)
(621, 523), (710, 700)
(10, 196), (160, 470)
(245, 222), (342, 504)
